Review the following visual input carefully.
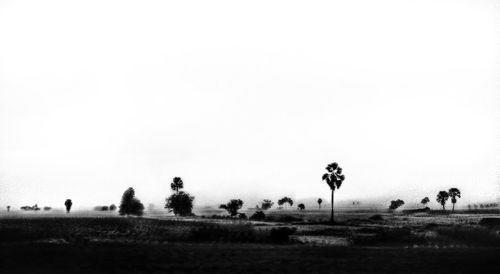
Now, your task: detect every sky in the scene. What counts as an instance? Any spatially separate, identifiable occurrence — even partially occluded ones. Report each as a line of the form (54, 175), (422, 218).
(0, 0), (499, 210)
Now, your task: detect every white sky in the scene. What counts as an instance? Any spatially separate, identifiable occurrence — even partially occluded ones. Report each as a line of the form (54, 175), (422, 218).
(1, 0), (499, 209)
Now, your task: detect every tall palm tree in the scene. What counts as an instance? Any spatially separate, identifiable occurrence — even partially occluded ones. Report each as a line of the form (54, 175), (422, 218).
(436, 191), (449, 211)
(322, 162), (346, 223)
(448, 188), (461, 212)
(170, 177), (183, 194)
(317, 198), (323, 209)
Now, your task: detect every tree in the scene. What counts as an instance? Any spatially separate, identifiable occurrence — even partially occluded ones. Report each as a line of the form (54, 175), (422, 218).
(64, 199), (72, 214)
(317, 198), (323, 209)
(436, 191), (449, 211)
(165, 191), (195, 216)
(448, 188), (461, 212)
(389, 199), (405, 210)
(119, 187), (145, 216)
(322, 162), (346, 223)
(109, 204), (117, 211)
(297, 203), (305, 211)
(219, 199), (243, 216)
(421, 197), (430, 208)
(6, 206), (10, 212)
(260, 199), (274, 210)
(170, 177), (184, 194)
(278, 197), (293, 209)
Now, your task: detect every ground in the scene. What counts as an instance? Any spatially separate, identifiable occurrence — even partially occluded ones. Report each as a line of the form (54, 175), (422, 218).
(1, 209), (500, 273)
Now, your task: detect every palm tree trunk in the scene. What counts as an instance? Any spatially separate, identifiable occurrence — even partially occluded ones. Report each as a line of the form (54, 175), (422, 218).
(452, 203), (455, 212)
(330, 190), (334, 223)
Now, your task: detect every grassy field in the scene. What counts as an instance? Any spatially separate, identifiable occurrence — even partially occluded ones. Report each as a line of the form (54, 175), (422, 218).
(1, 210), (500, 273)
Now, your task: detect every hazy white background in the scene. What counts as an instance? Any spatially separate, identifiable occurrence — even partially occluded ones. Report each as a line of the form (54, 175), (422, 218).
(1, 0), (499, 209)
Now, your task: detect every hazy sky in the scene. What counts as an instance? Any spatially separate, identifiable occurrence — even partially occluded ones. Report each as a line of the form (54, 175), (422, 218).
(1, 0), (499, 209)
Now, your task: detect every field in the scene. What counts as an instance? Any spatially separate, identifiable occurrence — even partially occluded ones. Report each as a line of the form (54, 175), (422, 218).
(1, 209), (500, 273)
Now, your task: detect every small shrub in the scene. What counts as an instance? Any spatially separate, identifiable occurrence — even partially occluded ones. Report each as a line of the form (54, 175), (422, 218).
(250, 211), (266, 221)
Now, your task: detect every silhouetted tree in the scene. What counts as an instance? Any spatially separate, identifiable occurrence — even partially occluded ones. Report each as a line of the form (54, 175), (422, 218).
(421, 197), (430, 208)
(297, 203), (305, 211)
(322, 162), (346, 223)
(436, 191), (449, 211)
(389, 199), (405, 210)
(6, 206), (10, 212)
(277, 197), (293, 209)
(109, 204), (117, 211)
(119, 187), (145, 216)
(260, 199), (274, 210)
(64, 199), (72, 213)
(43, 206), (52, 211)
(165, 191), (195, 216)
(448, 188), (461, 212)
(219, 199), (243, 216)
(317, 198), (322, 209)
(170, 177), (183, 194)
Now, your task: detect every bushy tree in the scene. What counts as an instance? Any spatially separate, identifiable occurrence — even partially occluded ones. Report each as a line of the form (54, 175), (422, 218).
(278, 197), (293, 209)
(317, 198), (322, 209)
(119, 187), (145, 216)
(421, 197), (430, 208)
(219, 199), (243, 216)
(109, 204), (117, 211)
(322, 162), (346, 223)
(260, 199), (274, 210)
(448, 188), (461, 212)
(170, 177), (183, 193)
(6, 206), (10, 212)
(297, 203), (305, 211)
(436, 191), (449, 211)
(165, 191), (195, 216)
(389, 199), (404, 210)
(64, 199), (72, 213)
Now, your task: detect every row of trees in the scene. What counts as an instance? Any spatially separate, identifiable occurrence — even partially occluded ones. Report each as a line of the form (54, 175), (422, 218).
(388, 188), (462, 212)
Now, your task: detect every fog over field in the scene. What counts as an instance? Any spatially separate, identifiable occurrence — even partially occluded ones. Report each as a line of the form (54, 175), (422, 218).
(0, 0), (499, 209)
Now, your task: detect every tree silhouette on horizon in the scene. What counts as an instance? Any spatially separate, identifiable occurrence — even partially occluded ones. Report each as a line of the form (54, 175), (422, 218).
(421, 197), (430, 208)
(317, 198), (322, 209)
(322, 162), (346, 223)
(436, 191), (449, 211)
(119, 187), (144, 216)
(448, 188), (461, 212)
(64, 199), (72, 214)
(170, 177), (184, 194)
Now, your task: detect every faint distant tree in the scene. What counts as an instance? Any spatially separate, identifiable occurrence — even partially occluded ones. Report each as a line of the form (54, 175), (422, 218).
(170, 177), (184, 194)
(166, 191), (195, 216)
(436, 191), (449, 211)
(109, 204), (117, 211)
(219, 199), (243, 216)
(297, 203), (305, 211)
(480, 204), (484, 209)
(6, 206), (10, 212)
(317, 198), (323, 209)
(389, 199), (405, 211)
(467, 204), (471, 210)
(119, 187), (145, 216)
(322, 162), (346, 223)
(474, 204), (478, 210)
(64, 199), (72, 214)
(448, 188), (461, 212)
(43, 206), (52, 211)
(421, 197), (430, 208)
(260, 199), (274, 211)
(277, 198), (285, 209)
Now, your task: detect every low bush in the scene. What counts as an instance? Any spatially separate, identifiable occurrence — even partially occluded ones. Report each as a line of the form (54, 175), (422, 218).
(249, 211), (266, 221)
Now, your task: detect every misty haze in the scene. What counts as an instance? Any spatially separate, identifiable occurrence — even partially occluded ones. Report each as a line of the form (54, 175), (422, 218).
(1, 0), (499, 273)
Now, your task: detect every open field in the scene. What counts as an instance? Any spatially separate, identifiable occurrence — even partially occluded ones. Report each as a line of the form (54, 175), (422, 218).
(1, 210), (500, 273)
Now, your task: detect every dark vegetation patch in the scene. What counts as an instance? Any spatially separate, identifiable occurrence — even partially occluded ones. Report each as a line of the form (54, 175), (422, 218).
(478, 217), (500, 227)
(0, 217), (297, 244)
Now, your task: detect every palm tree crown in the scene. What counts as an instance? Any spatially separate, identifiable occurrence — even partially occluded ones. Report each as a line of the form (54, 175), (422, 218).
(170, 177), (184, 193)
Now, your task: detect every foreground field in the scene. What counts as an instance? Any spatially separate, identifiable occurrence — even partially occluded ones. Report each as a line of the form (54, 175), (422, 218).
(1, 212), (500, 273)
